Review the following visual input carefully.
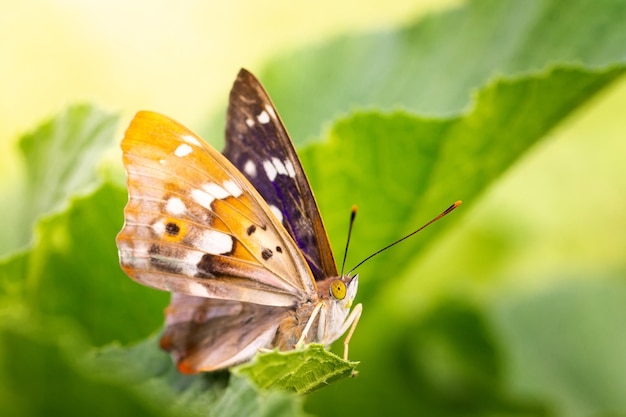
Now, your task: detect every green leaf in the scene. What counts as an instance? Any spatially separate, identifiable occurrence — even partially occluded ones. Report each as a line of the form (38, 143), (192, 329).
(6, 105), (118, 255)
(91, 336), (310, 417)
(492, 277), (626, 416)
(208, 374), (310, 417)
(0, 322), (171, 417)
(235, 344), (359, 394)
(259, 0), (626, 143)
(303, 66), (626, 417)
(0, 182), (169, 346)
(303, 66), (623, 304)
(0, 105), (167, 346)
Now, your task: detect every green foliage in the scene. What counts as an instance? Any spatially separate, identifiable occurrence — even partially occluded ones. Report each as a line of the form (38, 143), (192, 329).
(6, 105), (119, 254)
(235, 345), (359, 393)
(492, 277), (626, 416)
(300, 67), (622, 303)
(0, 182), (169, 345)
(1, 0), (625, 416)
(90, 337), (309, 417)
(255, 0), (626, 143)
(0, 323), (171, 417)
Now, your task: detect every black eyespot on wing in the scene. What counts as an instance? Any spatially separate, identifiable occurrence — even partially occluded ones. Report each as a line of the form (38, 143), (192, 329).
(261, 248), (273, 260)
(166, 222), (180, 236)
(246, 224), (257, 235)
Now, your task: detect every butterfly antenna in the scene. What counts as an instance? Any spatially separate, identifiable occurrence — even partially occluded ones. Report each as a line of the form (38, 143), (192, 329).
(340, 205), (358, 277)
(347, 200), (462, 276)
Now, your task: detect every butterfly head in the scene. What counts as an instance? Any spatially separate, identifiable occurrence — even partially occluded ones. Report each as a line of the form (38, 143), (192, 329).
(328, 274), (359, 310)
(313, 274), (359, 345)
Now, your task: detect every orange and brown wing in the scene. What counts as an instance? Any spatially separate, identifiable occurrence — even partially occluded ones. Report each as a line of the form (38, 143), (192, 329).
(116, 111), (316, 307)
(160, 294), (293, 373)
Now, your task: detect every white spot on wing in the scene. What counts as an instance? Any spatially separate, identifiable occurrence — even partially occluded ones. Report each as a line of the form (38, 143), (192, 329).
(265, 104), (276, 119)
(187, 281), (210, 297)
(191, 189), (215, 210)
(202, 183), (229, 199)
(165, 197), (186, 215)
(196, 230), (233, 255)
(181, 251), (204, 276)
(269, 205), (284, 223)
(263, 160), (278, 181)
(223, 180), (243, 197)
(151, 221), (165, 236)
(244, 160), (257, 177)
(245, 118), (255, 127)
(257, 110), (270, 124)
(272, 157), (288, 176)
(182, 134), (201, 146)
(174, 143), (193, 157)
(284, 160), (296, 178)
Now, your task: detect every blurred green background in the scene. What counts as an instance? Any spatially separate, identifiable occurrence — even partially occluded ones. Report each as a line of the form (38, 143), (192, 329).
(1, 0), (625, 416)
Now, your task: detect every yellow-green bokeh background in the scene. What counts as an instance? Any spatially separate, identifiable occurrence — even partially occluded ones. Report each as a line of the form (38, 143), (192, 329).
(1, 0), (452, 158)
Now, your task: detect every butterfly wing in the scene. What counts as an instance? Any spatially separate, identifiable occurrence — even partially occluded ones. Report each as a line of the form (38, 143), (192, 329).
(223, 69), (338, 281)
(116, 111), (316, 307)
(160, 294), (292, 373)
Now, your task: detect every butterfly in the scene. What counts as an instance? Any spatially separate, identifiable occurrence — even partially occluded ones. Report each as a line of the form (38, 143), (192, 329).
(116, 69), (362, 373)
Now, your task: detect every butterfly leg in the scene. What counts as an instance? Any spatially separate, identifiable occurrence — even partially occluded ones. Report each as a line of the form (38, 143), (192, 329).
(295, 302), (323, 349)
(340, 303), (362, 361)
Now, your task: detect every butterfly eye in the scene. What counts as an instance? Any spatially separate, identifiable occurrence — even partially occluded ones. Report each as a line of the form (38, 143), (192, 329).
(330, 280), (347, 300)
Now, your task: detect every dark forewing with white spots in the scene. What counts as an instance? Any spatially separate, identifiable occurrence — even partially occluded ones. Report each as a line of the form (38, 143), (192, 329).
(223, 69), (337, 281)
